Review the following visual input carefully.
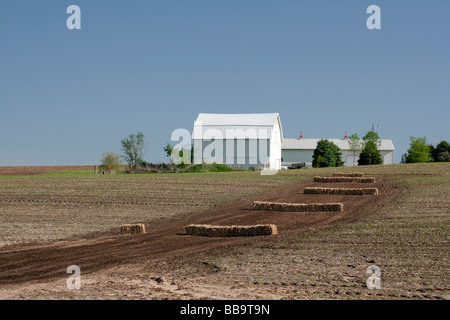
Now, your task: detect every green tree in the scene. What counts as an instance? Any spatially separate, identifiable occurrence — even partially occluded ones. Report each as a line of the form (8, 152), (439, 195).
(400, 153), (407, 164)
(348, 133), (363, 166)
(164, 142), (191, 171)
(121, 131), (147, 171)
(312, 139), (344, 168)
(99, 151), (123, 174)
(358, 140), (383, 165)
(357, 131), (383, 166)
(437, 151), (450, 162)
(363, 131), (381, 147)
(430, 140), (450, 162)
(164, 142), (191, 162)
(404, 136), (433, 163)
(163, 143), (174, 159)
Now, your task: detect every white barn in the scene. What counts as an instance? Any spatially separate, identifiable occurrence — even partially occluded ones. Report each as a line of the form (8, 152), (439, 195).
(192, 113), (283, 170)
(282, 138), (395, 167)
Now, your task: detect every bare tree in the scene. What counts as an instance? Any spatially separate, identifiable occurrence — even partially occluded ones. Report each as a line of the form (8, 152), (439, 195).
(100, 151), (123, 174)
(348, 134), (363, 166)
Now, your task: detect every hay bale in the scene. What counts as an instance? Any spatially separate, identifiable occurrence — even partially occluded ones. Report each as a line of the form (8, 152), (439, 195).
(120, 224), (146, 234)
(185, 224), (278, 237)
(303, 187), (378, 195)
(252, 201), (343, 212)
(314, 176), (375, 183)
(332, 172), (364, 177)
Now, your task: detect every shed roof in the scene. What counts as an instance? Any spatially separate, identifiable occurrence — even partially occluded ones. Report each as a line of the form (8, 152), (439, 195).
(282, 138), (395, 151)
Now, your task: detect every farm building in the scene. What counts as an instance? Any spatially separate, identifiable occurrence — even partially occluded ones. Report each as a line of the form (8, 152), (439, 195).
(282, 138), (395, 167)
(192, 113), (283, 170)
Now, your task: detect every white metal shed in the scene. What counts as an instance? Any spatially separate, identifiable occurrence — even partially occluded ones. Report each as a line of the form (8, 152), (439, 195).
(282, 138), (395, 166)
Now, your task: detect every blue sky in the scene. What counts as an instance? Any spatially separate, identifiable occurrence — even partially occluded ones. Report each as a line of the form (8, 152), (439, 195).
(1, 0), (449, 165)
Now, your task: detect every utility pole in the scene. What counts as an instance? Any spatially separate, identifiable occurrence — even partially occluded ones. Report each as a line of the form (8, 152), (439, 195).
(372, 124), (381, 132)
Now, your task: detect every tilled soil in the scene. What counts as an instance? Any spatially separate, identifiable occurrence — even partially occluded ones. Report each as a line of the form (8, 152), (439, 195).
(0, 176), (394, 288)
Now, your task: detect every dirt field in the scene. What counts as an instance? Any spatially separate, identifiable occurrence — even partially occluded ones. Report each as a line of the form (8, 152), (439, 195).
(0, 163), (448, 300)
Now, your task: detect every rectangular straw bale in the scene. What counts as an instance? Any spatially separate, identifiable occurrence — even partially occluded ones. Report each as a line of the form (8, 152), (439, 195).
(185, 224), (278, 237)
(120, 224), (146, 234)
(303, 187), (378, 195)
(332, 172), (364, 177)
(314, 176), (375, 183)
(252, 201), (343, 212)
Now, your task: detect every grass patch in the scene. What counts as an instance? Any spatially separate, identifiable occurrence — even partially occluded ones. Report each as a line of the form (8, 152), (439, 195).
(181, 163), (238, 173)
(41, 170), (104, 177)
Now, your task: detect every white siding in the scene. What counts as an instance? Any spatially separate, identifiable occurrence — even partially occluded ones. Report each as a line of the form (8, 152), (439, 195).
(380, 150), (394, 165)
(269, 118), (282, 170)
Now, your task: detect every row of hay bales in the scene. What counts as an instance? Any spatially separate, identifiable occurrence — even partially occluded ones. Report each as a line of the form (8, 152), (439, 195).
(183, 199), (346, 237)
(121, 172), (377, 237)
(314, 176), (375, 183)
(332, 172), (364, 177)
(311, 172), (378, 194)
(119, 222), (280, 237)
(185, 224), (278, 237)
(119, 221), (280, 237)
(252, 201), (343, 212)
(304, 187), (379, 195)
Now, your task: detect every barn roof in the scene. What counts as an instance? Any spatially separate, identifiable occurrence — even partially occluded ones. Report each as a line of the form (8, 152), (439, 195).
(282, 138), (395, 151)
(193, 113), (283, 141)
(195, 113), (279, 126)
